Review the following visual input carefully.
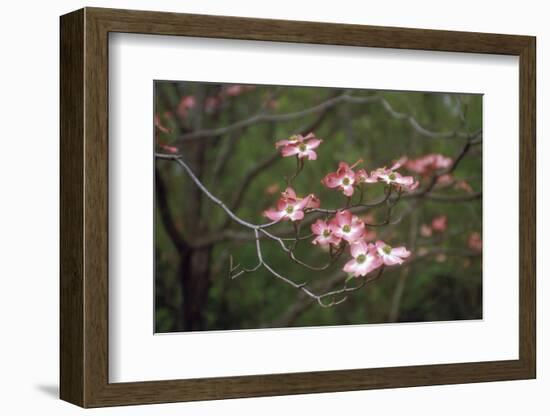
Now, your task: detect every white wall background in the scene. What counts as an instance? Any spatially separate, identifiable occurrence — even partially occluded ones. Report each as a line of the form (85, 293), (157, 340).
(0, 0), (546, 414)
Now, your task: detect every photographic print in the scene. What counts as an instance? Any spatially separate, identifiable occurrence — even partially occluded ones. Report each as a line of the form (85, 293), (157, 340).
(154, 81), (482, 333)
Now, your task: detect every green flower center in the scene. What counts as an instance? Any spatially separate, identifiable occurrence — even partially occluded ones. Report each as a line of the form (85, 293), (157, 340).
(356, 254), (366, 264)
(289, 135), (299, 142)
(323, 229), (331, 237)
(285, 206), (294, 214)
(389, 173), (396, 181)
(298, 143), (307, 151)
(342, 177), (351, 186)
(382, 245), (392, 254)
(342, 225), (351, 233)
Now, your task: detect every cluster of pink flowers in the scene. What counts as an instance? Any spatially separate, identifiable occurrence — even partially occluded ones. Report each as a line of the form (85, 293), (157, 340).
(164, 85), (258, 120)
(404, 153), (453, 176)
(263, 187), (319, 222)
(310, 211), (411, 277)
(404, 153), (474, 194)
(265, 133), (418, 278)
(419, 215), (448, 237)
(321, 157), (419, 197)
(344, 240), (411, 277)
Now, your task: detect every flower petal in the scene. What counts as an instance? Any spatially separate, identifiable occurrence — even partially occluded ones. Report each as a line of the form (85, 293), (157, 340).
(264, 209), (285, 221)
(322, 172), (341, 188)
(350, 240), (368, 258)
(289, 210), (304, 221)
(389, 156), (407, 171)
(305, 194), (321, 209)
(300, 149), (317, 160)
(335, 210), (352, 227)
(311, 219), (326, 236)
(282, 187), (297, 200)
(382, 254), (404, 266)
(295, 195), (312, 211)
(305, 138), (322, 149)
(342, 184), (355, 197)
(391, 246), (411, 258)
(280, 144), (300, 157)
(343, 259), (359, 275)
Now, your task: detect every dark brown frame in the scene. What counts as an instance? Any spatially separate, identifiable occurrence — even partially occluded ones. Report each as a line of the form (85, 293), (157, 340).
(60, 7), (536, 408)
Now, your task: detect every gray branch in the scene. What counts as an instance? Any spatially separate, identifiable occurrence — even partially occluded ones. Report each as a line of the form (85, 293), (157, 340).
(156, 152), (380, 307)
(176, 93), (473, 143)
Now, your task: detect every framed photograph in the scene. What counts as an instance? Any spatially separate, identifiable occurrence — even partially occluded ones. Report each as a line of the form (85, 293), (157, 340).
(60, 7), (536, 408)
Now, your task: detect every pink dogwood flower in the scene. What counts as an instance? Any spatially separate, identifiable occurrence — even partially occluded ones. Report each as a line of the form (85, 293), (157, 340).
(405, 153), (453, 176)
(343, 240), (384, 277)
(305, 194), (321, 209)
(375, 169), (418, 191)
(389, 156), (408, 171)
(367, 157), (419, 192)
(276, 132), (322, 160)
(375, 240), (411, 265)
(176, 95), (196, 119)
(436, 173), (454, 187)
(329, 210), (365, 243)
(311, 219), (342, 247)
(355, 168), (378, 184)
(281, 187), (320, 209)
(322, 162), (358, 197)
(263, 187), (313, 222)
(431, 215), (448, 233)
(468, 232), (482, 252)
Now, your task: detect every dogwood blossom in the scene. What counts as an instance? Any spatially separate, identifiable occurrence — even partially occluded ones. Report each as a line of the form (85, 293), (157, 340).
(330, 210), (365, 243)
(343, 240), (383, 277)
(281, 187), (320, 209)
(355, 168), (378, 184)
(431, 215), (448, 232)
(276, 133), (322, 160)
(436, 174), (454, 187)
(405, 153), (453, 176)
(364, 157), (419, 192)
(374, 240), (411, 265)
(468, 232), (482, 252)
(322, 162), (358, 197)
(263, 187), (313, 222)
(176, 95), (196, 119)
(311, 219), (342, 247)
(375, 169), (419, 191)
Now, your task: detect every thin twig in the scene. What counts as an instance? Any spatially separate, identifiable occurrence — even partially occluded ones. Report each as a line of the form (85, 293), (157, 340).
(176, 94), (474, 143)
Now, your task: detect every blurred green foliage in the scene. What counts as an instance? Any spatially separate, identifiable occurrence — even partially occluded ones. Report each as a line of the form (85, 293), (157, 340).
(154, 81), (482, 332)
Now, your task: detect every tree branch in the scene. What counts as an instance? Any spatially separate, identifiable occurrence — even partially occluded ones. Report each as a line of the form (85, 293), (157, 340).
(157, 153), (386, 307)
(176, 93), (474, 143)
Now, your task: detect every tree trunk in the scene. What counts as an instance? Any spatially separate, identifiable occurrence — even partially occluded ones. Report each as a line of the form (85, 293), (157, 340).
(178, 246), (213, 331)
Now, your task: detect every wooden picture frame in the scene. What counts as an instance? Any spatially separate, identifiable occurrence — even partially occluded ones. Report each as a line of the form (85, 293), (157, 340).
(60, 7), (536, 408)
